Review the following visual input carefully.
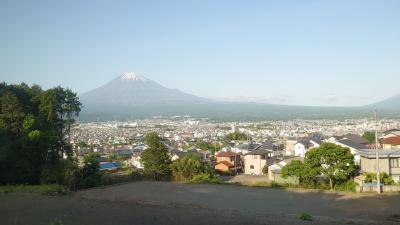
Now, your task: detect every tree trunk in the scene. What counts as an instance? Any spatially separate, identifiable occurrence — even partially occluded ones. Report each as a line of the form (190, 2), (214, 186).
(329, 178), (333, 190)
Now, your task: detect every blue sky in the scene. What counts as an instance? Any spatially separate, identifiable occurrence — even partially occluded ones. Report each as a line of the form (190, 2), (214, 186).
(0, 0), (399, 106)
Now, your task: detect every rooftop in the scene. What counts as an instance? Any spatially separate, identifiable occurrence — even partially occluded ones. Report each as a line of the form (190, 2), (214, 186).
(357, 149), (400, 158)
(382, 136), (400, 145)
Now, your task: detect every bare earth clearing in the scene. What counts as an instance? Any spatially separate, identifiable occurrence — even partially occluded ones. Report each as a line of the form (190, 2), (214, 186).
(1, 181), (400, 225)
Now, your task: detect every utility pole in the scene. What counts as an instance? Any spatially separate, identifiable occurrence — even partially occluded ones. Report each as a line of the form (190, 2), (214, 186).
(374, 110), (381, 194)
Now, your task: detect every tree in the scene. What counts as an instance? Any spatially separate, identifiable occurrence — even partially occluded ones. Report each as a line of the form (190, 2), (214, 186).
(0, 82), (82, 185)
(305, 143), (355, 189)
(281, 160), (304, 179)
(171, 154), (214, 181)
(362, 131), (375, 144)
(224, 132), (247, 142)
(140, 132), (171, 180)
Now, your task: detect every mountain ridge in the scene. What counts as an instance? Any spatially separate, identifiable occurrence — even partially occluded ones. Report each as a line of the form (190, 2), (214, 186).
(79, 73), (400, 121)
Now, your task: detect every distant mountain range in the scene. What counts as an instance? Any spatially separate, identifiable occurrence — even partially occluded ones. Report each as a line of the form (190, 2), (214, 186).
(79, 73), (400, 121)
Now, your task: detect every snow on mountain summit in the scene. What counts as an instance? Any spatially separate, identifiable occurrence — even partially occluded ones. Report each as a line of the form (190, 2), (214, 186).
(120, 72), (148, 82)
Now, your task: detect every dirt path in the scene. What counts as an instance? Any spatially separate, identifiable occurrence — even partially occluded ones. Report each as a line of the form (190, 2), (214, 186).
(1, 181), (400, 225)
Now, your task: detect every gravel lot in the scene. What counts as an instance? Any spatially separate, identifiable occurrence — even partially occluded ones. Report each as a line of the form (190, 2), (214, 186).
(1, 181), (400, 225)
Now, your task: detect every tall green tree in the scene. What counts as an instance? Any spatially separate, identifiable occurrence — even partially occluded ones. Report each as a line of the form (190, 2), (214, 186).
(305, 143), (355, 189)
(362, 131), (375, 144)
(140, 132), (171, 180)
(282, 143), (356, 189)
(0, 82), (82, 184)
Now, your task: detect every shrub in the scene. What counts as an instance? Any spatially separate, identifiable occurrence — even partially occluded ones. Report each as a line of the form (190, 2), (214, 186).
(299, 213), (313, 221)
(365, 172), (394, 185)
(128, 168), (144, 180)
(191, 173), (220, 184)
(171, 154), (215, 182)
(0, 184), (69, 196)
(334, 180), (358, 192)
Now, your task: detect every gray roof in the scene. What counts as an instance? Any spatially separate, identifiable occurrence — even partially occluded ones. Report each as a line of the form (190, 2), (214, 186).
(357, 149), (400, 158)
(245, 149), (272, 156)
(337, 139), (367, 150)
(236, 143), (262, 151)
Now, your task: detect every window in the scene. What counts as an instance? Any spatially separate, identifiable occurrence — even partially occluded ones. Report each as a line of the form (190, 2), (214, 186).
(390, 158), (400, 168)
(250, 165), (254, 169)
(252, 155), (258, 159)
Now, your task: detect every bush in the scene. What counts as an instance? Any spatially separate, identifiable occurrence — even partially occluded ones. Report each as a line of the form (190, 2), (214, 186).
(171, 154), (215, 182)
(128, 168), (144, 180)
(365, 172), (394, 185)
(334, 180), (358, 192)
(191, 173), (220, 184)
(0, 184), (69, 196)
(40, 160), (79, 190)
(299, 213), (313, 221)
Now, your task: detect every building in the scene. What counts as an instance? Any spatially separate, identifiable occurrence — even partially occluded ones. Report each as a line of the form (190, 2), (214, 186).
(294, 138), (321, 157)
(357, 149), (400, 183)
(326, 134), (368, 165)
(285, 139), (297, 156)
(382, 136), (400, 149)
(215, 151), (241, 173)
(382, 129), (400, 139)
(232, 143), (261, 154)
(244, 150), (273, 175)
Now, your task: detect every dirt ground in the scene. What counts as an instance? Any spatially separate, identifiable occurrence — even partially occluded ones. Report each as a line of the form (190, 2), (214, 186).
(1, 181), (400, 225)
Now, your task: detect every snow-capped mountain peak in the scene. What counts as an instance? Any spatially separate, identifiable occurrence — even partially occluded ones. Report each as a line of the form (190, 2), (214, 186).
(120, 72), (148, 82)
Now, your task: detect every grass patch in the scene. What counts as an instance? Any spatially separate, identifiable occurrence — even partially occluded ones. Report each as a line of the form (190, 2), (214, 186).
(0, 184), (69, 196)
(299, 213), (313, 221)
(49, 219), (64, 225)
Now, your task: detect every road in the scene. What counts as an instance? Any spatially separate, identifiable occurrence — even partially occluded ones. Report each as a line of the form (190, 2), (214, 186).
(1, 181), (400, 225)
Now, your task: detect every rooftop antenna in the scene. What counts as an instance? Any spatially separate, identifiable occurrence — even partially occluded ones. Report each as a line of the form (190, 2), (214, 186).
(374, 110), (381, 194)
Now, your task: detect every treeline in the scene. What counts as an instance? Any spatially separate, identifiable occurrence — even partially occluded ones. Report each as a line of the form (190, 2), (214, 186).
(0, 82), (81, 185)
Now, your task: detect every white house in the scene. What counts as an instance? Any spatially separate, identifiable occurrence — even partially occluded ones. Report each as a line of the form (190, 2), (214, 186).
(294, 139), (321, 157)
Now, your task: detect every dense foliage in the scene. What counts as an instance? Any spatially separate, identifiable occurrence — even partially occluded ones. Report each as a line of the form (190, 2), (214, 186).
(224, 132), (248, 142)
(282, 143), (356, 189)
(362, 131), (375, 144)
(0, 82), (82, 185)
(171, 154), (215, 182)
(365, 172), (394, 185)
(140, 132), (172, 180)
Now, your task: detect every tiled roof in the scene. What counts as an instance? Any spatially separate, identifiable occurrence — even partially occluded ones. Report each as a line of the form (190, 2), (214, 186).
(215, 161), (234, 167)
(216, 151), (239, 157)
(382, 136), (400, 145)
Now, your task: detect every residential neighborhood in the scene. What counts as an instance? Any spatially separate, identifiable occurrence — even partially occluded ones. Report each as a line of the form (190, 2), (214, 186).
(68, 117), (400, 193)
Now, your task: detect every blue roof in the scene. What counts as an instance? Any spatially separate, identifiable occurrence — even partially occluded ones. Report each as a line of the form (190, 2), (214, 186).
(100, 162), (119, 170)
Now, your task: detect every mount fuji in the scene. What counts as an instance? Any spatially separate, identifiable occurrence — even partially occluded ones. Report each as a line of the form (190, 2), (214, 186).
(79, 72), (400, 121)
(80, 72), (210, 106)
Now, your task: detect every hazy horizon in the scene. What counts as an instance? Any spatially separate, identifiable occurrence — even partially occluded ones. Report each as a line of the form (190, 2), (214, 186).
(1, 0), (399, 107)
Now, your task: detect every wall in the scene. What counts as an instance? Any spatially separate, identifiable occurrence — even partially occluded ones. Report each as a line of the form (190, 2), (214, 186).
(244, 155), (270, 175)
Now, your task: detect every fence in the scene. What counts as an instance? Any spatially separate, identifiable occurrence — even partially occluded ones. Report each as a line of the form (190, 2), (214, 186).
(358, 183), (400, 193)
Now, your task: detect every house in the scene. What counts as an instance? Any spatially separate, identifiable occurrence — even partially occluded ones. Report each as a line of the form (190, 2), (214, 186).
(357, 149), (400, 183)
(244, 150), (274, 175)
(260, 141), (284, 157)
(169, 148), (211, 162)
(215, 151), (241, 173)
(294, 138), (321, 157)
(382, 136), (400, 149)
(285, 139), (297, 156)
(232, 143), (261, 154)
(326, 134), (368, 165)
(268, 157), (303, 184)
(382, 129), (400, 139)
